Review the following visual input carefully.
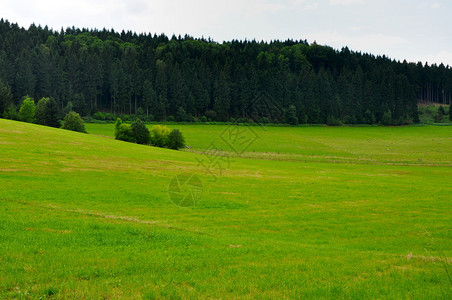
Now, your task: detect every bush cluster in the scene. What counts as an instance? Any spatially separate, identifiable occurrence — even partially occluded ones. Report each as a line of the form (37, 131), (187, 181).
(2, 96), (87, 133)
(114, 118), (185, 150)
(61, 111), (86, 133)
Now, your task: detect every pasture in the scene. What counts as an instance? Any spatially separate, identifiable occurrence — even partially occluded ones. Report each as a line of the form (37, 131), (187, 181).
(0, 119), (451, 298)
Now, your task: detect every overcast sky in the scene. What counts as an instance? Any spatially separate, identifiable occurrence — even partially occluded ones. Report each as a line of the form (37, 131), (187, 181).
(1, 0), (451, 66)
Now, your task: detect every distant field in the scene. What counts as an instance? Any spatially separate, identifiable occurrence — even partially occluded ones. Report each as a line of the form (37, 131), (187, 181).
(0, 120), (451, 298)
(87, 123), (452, 165)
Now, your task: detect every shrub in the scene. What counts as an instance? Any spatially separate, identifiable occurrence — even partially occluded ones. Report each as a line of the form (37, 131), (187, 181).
(236, 117), (249, 123)
(3, 104), (18, 120)
(115, 123), (135, 142)
(136, 107), (145, 120)
(205, 110), (217, 121)
(131, 119), (150, 144)
(258, 117), (268, 124)
(149, 125), (171, 147)
(167, 115), (175, 122)
(93, 112), (106, 120)
(167, 129), (185, 150)
(115, 118), (123, 131)
(187, 114), (195, 122)
(343, 115), (356, 124)
(19, 97), (36, 123)
(61, 111), (86, 133)
(326, 116), (341, 126)
(200, 116), (207, 122)
(104, 113), (115, 121)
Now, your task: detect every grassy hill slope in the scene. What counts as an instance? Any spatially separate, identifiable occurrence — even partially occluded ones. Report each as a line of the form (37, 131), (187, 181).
(0, 119), (451, 298)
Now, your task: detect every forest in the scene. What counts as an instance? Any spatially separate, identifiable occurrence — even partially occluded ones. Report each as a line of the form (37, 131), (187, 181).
(0, 18), (451, 125)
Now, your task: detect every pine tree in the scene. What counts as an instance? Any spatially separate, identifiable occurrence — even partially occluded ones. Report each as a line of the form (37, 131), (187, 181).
(286, 105), (298, 125)
(0, 79), (12, 114)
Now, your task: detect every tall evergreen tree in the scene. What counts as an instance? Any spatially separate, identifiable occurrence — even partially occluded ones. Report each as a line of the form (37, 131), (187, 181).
(0, 78), (12, 114)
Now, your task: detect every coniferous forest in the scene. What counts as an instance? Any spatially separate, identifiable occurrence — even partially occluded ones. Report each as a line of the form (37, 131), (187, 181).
(0, 19), (451, 124)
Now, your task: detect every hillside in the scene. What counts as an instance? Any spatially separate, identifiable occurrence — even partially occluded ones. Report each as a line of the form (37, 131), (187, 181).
(1, 19), (452, 125)
(0, 119), (451, 298)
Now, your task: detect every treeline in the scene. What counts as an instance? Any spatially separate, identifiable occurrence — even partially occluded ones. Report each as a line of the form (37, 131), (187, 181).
(0, 19), (451, 125)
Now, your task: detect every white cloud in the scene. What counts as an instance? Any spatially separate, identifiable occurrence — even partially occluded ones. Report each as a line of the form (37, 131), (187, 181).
(431, 2), (441, 8)
(330, 0), (364, 5)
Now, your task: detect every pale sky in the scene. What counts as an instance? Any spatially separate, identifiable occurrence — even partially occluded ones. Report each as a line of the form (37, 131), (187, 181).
(1, 0), (451, 66)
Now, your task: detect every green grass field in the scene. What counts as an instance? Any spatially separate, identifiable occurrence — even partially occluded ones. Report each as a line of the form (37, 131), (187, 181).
(1, 120), (451, 298)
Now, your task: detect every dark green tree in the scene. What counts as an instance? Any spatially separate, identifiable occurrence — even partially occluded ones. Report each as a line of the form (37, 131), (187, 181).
(167, 129), (185, 150)
(286, 105), (298, 125)
(131, 119), (150, 144)
(44, 98), (60, 127)
(0, 79), (12, 114)
(35, 97), (49, 125)
(449, 104), (452, 121)
(142, 79), (157, 118)
(381, 111), (393, 126)
(36, 97), (59, 127)
(176, 107), (187, 122)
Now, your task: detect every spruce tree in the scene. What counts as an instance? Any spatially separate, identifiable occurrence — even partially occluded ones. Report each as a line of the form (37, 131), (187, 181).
(449, 104), (452, 121)
(0, 79), (12, 114)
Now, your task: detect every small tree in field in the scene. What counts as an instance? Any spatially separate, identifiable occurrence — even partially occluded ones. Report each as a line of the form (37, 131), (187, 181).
(149, 125), (171, 147)
(61, 111), (86, 133)
(19, 97), (36, 123)
(167, 129), (185, 150)
(131, 119), (150, 144)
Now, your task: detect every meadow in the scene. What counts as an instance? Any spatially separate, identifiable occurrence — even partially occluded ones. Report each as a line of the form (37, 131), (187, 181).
(0, 119), (451, 298)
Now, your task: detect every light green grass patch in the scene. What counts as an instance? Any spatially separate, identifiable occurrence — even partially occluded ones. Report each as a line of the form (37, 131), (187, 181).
(0, 119), (451, 298)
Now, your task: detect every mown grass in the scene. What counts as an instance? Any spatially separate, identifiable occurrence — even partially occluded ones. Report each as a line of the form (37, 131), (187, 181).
(0, 119), (451, 298)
